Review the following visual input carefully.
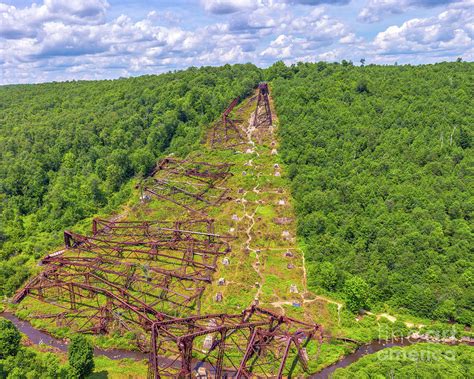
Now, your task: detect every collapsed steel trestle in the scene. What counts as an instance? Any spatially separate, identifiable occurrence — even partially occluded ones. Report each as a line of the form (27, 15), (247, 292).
(13, 90), (322, 377)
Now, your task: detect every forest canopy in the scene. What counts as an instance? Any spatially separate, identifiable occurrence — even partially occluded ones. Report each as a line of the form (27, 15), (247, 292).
(271, 61), (473, 325)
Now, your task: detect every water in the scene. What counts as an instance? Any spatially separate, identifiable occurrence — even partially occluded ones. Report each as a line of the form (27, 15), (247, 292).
(2, 312), (472, 376)
(0, 312), (147, 361)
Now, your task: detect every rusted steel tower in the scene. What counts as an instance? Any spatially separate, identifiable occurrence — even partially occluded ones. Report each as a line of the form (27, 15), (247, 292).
(253, 82), (272, 127)
(211, 97), (245, 147)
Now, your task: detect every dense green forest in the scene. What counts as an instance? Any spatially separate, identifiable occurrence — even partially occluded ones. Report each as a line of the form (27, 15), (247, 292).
(0, 64), (261, 297)
(272, 61), (473, 325)
(333, 343), (474, 378)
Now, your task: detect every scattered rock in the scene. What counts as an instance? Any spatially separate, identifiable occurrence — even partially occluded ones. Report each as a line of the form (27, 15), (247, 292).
(231, 214), (239, 221)
(218, 278), (225, 286)
(284, 250), (294, 257)
(215, 292), (223, 302)
(273, 217), (293, 225)
(222, 257), (230, 265)
(287, 263), (295, 269)
(274, 171), (281, 177)
(282, 230), (291, 239)
(273, 163), (280, 169)
(278, 199), (285, 206)
(290, 284), (298, 294)
(271, 149), (278, 155)
(202, 335), (213, 350)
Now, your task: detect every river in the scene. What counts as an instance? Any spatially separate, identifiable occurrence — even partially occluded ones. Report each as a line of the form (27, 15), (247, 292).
(1, 312), (472, 377)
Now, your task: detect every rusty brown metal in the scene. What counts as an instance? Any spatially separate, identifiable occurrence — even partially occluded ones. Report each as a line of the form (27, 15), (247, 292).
(141, 158), (233, 216)
(148, 306), (323, 378)
(253, 83), (272, 127)
(211, 97), (246, 148)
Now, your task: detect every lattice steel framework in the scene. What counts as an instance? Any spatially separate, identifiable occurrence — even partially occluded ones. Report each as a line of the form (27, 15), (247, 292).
(12, 218), (230, 350)
(211, 97), (246, 148)
(253, 83), (272, 127)
(141, 158), (233, 216)
(148, 306), (323, 378)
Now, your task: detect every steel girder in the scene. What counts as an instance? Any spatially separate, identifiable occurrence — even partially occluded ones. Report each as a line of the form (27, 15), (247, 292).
(148, 306), (323, 378)
(141, 159), (233, 216)
(253, 83), (272, 128)
(211, 97), (246, 148)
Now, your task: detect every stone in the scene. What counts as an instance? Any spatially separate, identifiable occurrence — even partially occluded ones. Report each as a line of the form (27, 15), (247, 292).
(278, 199), (285, 206)
(284, 250), (294, 257)
(242, 171), (247, 176)
(271, 149), (278, 155)
(282, 230), (291, 238)
(274, 163), (280, 169)
(231, 214), (239, 221)
(287, 263), (295, 269)
(290, 284), (298, 293)
(274, 171), (281, 177)
(229, 227), (235, 233)
(218, 278), (225, 286)
(222, 257), (230, 266)
(274, 217), (293, 225)
(202, 335), (213, 350)
(215, 292), (223, 302)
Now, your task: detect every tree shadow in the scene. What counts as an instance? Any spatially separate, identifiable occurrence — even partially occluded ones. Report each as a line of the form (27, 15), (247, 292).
(88, 371), (109, 379)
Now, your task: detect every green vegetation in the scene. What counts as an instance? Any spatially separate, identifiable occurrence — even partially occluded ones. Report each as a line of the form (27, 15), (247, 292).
(68, 335), (95, 378)
(0, 319), (21, 358)
(0, 64), (261, 297)
(333, 343), (474, 378)
(271, 61), (474, 325)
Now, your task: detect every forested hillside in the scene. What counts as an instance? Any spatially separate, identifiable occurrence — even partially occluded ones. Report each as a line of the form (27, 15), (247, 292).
(0, 64), (261, 296)
(271, 61), (473, 325)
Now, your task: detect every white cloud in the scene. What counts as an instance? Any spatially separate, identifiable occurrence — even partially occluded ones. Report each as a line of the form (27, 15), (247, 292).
(373, 3), (473, 56)
(201, 0), (259, 14)
(0, 0), (472, 84)
(358, 0), (462, 23)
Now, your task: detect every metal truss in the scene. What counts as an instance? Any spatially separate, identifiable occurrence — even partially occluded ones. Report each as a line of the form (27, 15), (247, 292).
(12, 218), (230, 346)
(253, 83), (272, 128)
(148, 306), (323, 378)
(141, 158), (233, 216)
(211, 97), (246, 148)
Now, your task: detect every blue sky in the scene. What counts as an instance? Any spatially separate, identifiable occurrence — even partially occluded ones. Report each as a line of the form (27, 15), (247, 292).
(0, 0), (472, 84)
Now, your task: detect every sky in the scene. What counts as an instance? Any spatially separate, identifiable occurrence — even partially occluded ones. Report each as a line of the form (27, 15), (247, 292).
(0, 0), (472, 84)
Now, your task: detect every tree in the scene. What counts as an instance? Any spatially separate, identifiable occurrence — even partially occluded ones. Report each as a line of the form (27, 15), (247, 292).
(68, 335), (94, 378)
(319, 261), (337, 291)
(344, 276), (370, 313)
(355, 79), (369, 93)
(0, 319), (21, 358)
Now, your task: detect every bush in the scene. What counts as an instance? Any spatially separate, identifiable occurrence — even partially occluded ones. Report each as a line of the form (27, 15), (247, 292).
(0, 319), (21, 358)
(344, 276), (370, 313)
(68, 335), (95, 378)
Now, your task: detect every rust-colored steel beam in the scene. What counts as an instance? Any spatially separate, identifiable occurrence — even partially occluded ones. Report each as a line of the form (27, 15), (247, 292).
(211, 97), (246, 148)
(148, 306), (323, 378)
(253, 82), (272, 127)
